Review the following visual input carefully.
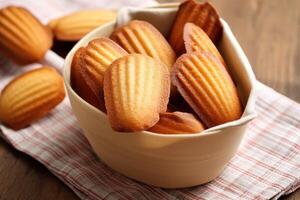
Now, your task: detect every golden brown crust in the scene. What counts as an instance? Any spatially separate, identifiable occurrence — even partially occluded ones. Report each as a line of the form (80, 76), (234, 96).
(79, 37), (128, 110)
(0, 6), (53, 65)
(168, 0), (222, 55)
(148, 112), (204, 134)
(110, 20), (176, 72)
(47, 17), (59, 30)
(0, 67), (65, 130)
(48, 10), (117, 41)
(183, 23), (225, 66)
(103, 54), (170, 132)
(71, 47), (103, 110)
(172, 51), (242, 127)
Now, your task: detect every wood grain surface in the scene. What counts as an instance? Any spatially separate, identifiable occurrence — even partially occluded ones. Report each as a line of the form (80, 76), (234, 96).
(0, 0), (299, 199)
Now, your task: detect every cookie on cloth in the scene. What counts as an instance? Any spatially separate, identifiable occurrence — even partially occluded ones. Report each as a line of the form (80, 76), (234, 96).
(0, 67), (65, 130)
(0, 6), (53, 65)
(48, 10), (117, 41)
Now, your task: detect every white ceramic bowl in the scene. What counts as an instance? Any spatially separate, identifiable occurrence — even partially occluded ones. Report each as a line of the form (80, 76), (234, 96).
(63, 4), (256, 188)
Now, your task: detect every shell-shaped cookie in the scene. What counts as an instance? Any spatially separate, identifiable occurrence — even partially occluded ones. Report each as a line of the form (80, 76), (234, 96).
(172, 51), (242, 127)
(71, 47), (104, 110)
(81, 38), (128, 103)
(0, 67), (65, 130)
(110, 20), (176, 72)
(148, 112), (204, 134)
(48, 10), (116, 41)
(184, 23), (225, 66)
(104, 54), (170, 132)
(168, 0), (222, 55)
(0, 6), (53, 65)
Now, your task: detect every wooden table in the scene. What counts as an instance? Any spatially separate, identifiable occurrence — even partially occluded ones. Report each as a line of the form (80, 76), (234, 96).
(0, 0), (299, 199)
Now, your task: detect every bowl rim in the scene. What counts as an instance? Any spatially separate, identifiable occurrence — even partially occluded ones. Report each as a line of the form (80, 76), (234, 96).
(63, 5), (257, 139)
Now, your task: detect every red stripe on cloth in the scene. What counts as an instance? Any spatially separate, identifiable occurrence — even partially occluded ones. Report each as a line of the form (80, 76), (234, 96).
(229, 163), (284, 190)
(237, 151), (297, 182)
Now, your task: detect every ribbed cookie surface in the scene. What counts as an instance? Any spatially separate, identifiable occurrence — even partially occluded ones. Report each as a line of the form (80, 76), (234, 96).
(149, 112), (204, 134)
(0, 67), (65, 130)
(110, 20), (176, 72)
(71, 47), (102, 110)
(82, 38), (128, 104)
(172, 51), (242, 127)
(184, 23), (225, 66)
(168, 0), (222, 55)
(48, 10), (116, 41)
(104, 54), (170, 132)
(0, 6), (52, 64)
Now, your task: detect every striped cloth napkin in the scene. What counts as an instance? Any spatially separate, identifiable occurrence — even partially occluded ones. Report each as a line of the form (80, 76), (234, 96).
(0, 0), (300, 199)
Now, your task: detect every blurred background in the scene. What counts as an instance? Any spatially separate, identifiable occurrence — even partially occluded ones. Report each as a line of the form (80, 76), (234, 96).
(0, 0), (299, 199)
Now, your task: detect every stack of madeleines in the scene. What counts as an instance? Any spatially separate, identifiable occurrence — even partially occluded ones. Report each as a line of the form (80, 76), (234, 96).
(71, 0), (242, 134)
(0, 0), (242, 133)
